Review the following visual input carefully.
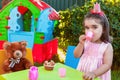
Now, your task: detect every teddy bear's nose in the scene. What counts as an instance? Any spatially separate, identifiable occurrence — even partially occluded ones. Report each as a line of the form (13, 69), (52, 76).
(16, 53), (20, 56)
(14, 50), (22, 58)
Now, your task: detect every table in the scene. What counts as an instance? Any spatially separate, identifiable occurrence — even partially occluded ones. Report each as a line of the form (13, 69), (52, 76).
(1, 63), (100, 80)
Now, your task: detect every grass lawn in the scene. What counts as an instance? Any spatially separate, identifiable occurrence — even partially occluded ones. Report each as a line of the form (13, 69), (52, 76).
(112, 70), (120, 80)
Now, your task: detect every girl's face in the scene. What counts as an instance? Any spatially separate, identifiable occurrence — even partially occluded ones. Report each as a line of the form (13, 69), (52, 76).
(84, 18), (103, 43)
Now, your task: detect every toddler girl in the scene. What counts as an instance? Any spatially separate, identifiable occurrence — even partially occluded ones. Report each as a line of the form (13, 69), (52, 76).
(74, 3), (113, 80)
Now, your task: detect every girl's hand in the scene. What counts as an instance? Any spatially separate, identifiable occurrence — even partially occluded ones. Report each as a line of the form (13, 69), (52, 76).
(83, 72), (96, 80)
(79, 35), (86, 45)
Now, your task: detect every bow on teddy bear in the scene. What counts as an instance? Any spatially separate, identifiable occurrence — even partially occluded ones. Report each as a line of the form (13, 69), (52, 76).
(3, 41), (33, 73)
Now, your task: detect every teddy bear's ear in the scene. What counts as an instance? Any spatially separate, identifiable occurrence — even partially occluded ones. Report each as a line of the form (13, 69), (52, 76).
(20, 41), (27, 48)
(3, 41), (11, 49)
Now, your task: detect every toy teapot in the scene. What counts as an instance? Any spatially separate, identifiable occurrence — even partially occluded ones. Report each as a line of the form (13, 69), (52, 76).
(29, 66), (38, 80)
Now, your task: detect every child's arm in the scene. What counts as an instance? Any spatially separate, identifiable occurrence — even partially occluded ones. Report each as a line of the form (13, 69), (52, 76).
(83, 43), (113, 80)
(74, 35), (86, 58)
(93, 43), (113, 76)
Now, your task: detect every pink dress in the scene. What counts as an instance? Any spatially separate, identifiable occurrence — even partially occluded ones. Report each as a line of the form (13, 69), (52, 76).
(77, 41), (111, 80)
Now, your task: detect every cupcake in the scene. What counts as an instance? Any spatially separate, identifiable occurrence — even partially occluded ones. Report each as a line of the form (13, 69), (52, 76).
(44, 60), (55, 71)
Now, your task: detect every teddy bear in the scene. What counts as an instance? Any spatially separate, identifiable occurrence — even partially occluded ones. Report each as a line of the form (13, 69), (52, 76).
(2, 41), (33, 73)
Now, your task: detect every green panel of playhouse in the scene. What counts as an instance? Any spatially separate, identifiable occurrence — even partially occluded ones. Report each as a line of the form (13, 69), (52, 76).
(34, 32), (44, 44)
(0, 0), (41, 41)
(0, 21), (8, 40)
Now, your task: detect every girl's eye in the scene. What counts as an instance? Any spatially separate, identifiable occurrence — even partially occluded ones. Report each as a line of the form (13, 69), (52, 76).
(93, 25), (97, 29)
(84, 26), (89, 29)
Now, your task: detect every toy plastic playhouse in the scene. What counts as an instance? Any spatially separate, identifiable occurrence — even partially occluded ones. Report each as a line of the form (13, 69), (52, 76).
(0, 0), (60, 63)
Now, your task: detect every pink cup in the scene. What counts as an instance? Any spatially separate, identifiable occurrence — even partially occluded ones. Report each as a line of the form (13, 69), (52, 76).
(58, 68), (66, 78)
(85, 31), (93, 41)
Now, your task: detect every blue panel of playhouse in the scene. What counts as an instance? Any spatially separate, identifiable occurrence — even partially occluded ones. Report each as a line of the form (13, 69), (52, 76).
(65, 46), (80, 69)
(8, 7), (23, 32)
(36, 8), (54, 33)
(31, 16), (35, 32)
(37, 8), (54, 33)
(36, 8), (55, 42)
(44, 33), (53, 43)
(8, 31), (34, 48)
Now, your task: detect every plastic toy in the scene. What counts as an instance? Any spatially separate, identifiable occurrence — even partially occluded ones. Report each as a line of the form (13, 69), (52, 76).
(0, 0), (59, 63)
(85, 31), (93, 41)
(29, 66), (38, 80)
(58, 68), (66, 78)
(43, 60), (55, 71)
(2, 41), (33, 73)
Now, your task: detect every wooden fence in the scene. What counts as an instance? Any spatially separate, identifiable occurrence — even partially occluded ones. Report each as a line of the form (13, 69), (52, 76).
(0, 0), (87, 11)
(43, 0), (85, 11)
